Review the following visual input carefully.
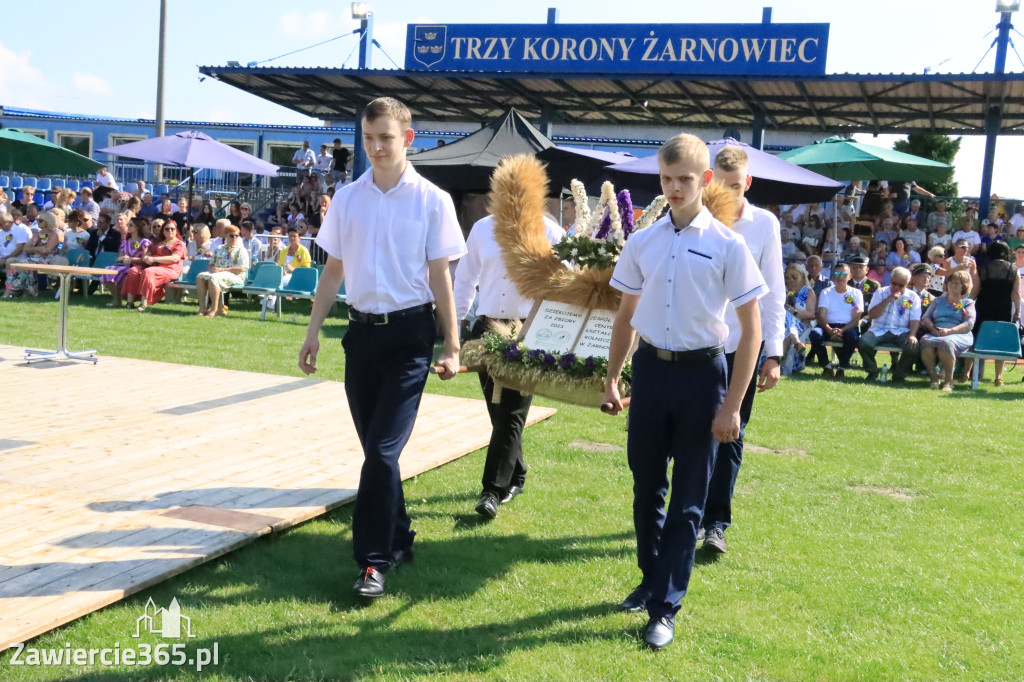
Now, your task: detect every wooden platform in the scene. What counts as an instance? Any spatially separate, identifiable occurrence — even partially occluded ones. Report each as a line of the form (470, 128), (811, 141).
(0, 345), (555, 650)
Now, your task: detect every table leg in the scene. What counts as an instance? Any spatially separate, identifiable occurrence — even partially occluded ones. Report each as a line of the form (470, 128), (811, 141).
(25, 273), (97, 364)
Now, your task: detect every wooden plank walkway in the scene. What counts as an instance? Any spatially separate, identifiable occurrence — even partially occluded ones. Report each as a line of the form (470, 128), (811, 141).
(0, 345), (555, 650)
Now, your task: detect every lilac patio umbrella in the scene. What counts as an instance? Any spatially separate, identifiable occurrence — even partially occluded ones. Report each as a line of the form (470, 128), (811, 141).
(98, 131), (278, 206)
(602, 138), (846, 205)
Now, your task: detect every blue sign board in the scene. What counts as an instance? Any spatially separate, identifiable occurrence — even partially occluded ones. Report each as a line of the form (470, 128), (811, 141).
(406, 23), (829, 76)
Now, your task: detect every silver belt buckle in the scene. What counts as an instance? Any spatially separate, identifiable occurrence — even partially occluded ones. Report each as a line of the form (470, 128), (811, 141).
(656, 348), (673, 361)
(374, 312), (389, 326)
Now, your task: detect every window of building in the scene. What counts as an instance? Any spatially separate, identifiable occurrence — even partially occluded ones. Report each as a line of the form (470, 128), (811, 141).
(56, 132), (92, 158)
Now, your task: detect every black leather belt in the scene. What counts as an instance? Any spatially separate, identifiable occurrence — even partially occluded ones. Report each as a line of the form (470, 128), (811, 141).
(639, 339), (724, 363)
(348, 303), (433, 326)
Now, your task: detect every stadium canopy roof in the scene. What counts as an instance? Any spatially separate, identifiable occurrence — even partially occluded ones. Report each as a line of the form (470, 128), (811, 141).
(198, 66), (1024, 136)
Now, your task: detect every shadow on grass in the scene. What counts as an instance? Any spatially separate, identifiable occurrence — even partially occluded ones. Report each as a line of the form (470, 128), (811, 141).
(51, 519), (637, 680)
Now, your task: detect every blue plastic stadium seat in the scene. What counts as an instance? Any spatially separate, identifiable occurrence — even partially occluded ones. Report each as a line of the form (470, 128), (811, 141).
(66, 180), (81, 192)
(80, 181), (94, 190)
(964, 321), (1022, 389)
(36, 178), (52, 192)
(0, 176), (9, 189)
(22, 177), (37, 189)
(154, 184), (170, 197)
(51, 179), (65, 191)
(9, 177), (24, 190)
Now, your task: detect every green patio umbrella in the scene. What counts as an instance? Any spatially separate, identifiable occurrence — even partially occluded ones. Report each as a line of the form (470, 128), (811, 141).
(777, 136), (952, 183)
(0, 128), (104, 176)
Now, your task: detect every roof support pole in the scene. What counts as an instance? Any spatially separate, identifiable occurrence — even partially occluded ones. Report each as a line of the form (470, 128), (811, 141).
(751, 112), (766, 151)
(352, 11), (374, 180)
(154, 0), (167, 182)
(980, 10), (1012, 217)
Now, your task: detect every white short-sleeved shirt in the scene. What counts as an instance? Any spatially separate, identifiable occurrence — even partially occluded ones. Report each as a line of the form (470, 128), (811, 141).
(953, 230), (981, 246)
(453, 214), (563, 321)
(867, 286), (921, 336)
(1010, 214), (1024, 231)
(316, 164), (466, 314)
(94, 171), (116, 188)
(610, 208), (766, 352)
(0, 224), (32, 258)
(724, 200), (786, 356)
(817, 285), (864, 325)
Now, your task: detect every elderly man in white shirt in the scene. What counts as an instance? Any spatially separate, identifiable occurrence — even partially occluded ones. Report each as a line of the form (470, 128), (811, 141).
(700, 145), (785, 555)
(292, 141), (316, 180)
(299, 97), (465, 602)
(454, 213), (563, 519)
(858, 266), (921, 382)
(603, 134), (765, 651)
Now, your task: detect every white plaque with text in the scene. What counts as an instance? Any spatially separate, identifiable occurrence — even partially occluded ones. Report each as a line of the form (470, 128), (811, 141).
(520, 300), (587, 354)
(573, 309), (616, 359)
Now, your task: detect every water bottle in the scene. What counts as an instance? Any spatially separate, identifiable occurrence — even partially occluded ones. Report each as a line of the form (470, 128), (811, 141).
(880, 364), (889, 383)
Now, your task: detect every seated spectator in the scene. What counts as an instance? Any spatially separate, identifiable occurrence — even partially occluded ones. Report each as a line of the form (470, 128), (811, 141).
(884, 237), (921, 286)
(981, 206), (1004, 234)
(62, 209), (92, 257)
(781, 229), (802, 260)
(977, 221), (1007, 265)
(122, 220), (186, 312)
(842, 236), (868, 262)
(204, 219), (229, 257)
(0, 189), (9, 215)
(286, 202), (305, 229)
(782, 263), (817, 373)
(926, 245), (950, 296)
(909, 262), (935, 316)
(12, 185), (37, 211)
(102, 215), (152, 308)
(847, 254), (879, 310)
(968, 241), (1021, 386)
(869, 242), (888, 282)
(264, 227), (284, 263)
(873, 217), (897, 246)
(873, 200), (898, 231)
(172, 197), (193, 232)
(226, 201), (242, 226)
(806, 255), (830, 297)
(213, 197), (227, 220)
(308, 194), (330, 235)
(194, 223), (212, 258)
(86, 211), (122, 265)
(905, 198), (926, 226)
(859, 266), (921, 382)
(927, 220), (952, 252)
(79, 187), (100, 223)
(157, 197), (175, 222)
(239, 202), (254, 226)
(98, 189), (123, 217)
(926, 200), (954, 233)
(240, 220), (263, 263)
(900, 217), (927, 253)
(195, 225), (249, 318)
(195, 201), (216, 227)
(920, 271), (977, 392)
(4, 211), (62, 298)
(837, 195), (857, 232)
(1009, 225), (1024, 251)
(953, 218), (982, 255)
(947, 239), (980, 293)
(808, 262), (864, 379)
(0, 211), (33, 281)
(276, 227), (312, 285)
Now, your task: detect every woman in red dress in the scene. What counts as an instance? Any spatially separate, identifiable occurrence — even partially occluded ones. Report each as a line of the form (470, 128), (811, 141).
(122, 220), (187, 311)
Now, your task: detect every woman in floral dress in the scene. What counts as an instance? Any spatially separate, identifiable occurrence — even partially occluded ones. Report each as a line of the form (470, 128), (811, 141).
(103, 213), (151, 307)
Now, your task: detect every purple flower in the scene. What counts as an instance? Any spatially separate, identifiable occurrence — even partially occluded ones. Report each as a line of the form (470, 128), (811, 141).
(543, 353), (557, 367)
(584, 356), (596, 373)
(617, 190), (634, 238)
(505, 345), (522, 361)
(528, 349), (544, 360)
(560, 353), (577, 370)
(595, 210), (612, 240)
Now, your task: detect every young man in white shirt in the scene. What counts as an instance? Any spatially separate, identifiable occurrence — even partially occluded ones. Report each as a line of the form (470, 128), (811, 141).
(858, 266), (921, 382)
(807, 262), (864, 379)
(603, 133), (765, 650)
(953, 219), (982, 255)
(453, 212), (563, 519)
(700, 146), (785, 555)
(299, 97), (465, 601)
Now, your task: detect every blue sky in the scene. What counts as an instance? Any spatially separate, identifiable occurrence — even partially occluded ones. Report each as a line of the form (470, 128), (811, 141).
(0, 0), (1021, 195)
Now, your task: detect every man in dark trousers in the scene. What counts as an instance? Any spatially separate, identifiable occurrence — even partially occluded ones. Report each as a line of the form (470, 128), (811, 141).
(603, 133), (765, 650)
(299, 97), (465, 600)
(700, 146), (786, 554)
(452, 212), (563, 518)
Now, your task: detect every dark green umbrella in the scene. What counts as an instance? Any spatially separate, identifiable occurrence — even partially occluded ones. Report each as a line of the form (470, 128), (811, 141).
(777, 136), (952, 183)
(0, 128), (104, 176)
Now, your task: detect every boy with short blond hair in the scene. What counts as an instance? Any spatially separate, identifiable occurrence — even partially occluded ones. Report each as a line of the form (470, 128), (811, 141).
(299, 96), (466, 600)
(603, 133), (765, 649)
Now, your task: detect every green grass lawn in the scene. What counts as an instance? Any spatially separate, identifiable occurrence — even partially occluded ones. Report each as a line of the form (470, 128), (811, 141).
(2, 294), (1024, 681)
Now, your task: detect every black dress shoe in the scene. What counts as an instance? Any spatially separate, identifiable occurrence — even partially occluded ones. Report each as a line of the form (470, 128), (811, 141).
(353, 567), (386, 598)
(475, 491), (499, 519)
(619, 585), (650, 612)
(500, 484), (524, 505)
(644, 615), (675, 650)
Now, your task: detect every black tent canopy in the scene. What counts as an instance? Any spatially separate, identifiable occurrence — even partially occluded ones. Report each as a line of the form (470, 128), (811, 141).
(409, 108), (552, 194)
